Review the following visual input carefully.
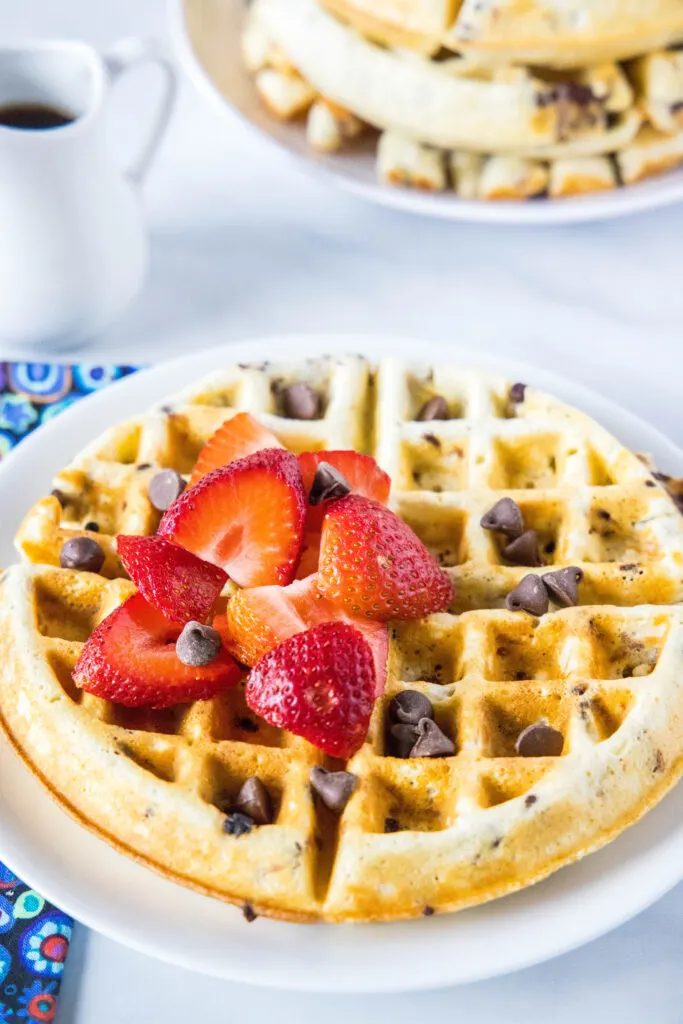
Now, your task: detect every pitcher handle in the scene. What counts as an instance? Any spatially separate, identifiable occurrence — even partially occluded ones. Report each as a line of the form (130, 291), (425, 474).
(104, 37), (178, 186)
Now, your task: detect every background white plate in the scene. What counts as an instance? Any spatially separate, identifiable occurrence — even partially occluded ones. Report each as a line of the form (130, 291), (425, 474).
(170, 0), (683, 227)
(2, 334), (683, 993)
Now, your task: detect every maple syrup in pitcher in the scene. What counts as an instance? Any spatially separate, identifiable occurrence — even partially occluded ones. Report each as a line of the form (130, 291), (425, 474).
(0, 102), (75, 130)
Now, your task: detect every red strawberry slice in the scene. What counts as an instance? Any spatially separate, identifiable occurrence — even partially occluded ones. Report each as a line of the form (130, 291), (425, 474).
(215, 573), (388, 695)
(190, 412), (284, 486)
(74, 593), (241, 708)
(246, 621), (375, 758)
(298, 450), (391, 531)
(117, 535), (227, 623)
(158, 448), (306, 588)
(296, 451), (391, 576)
(318, 495), (454, 621)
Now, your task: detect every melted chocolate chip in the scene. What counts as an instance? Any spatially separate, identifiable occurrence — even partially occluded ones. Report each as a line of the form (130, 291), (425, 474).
(176, 622), (222, 667)
(242, 902), (258, 922)
(409, 718), (455, 758)
(50, 487), (67, 507)
(509, 382), (526, 404)
(422, 906), (435, 917)
(503, 530), (544, 567)
(308, 462), (351, 506)
(84, 520), (99, 533)
(389, 690), (434, 726)
(515, 721), (564, 758)
(310, 766), (358, 814)
(149, 469), (186, 511)
(389, 722), (420, 759)
(223, 812), (253, 837)
(384, 817), (401, 833)
(236, 777), (273, 825)
(480, 497), (524, 538)
(543, 566), (584, 607)
(505, 574), (549, 616)
(282, 382), (321, 420)
(416, 395), (449, 421)
(59, 537), (105, 574)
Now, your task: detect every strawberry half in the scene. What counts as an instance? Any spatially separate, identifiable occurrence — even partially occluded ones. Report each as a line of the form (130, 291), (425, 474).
(296, 451), (391, 577)
(158, 448), (306, 588)
(246, 621), (375, 758)
(318, 495), (454, 621)
(117, 535), (227, 623)
(190, 412), (284, 486)
(74, 593), (241, 708)
(215, 573), (388, 695)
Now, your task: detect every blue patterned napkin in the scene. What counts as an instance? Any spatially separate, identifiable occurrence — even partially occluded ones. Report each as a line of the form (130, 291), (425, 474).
(0, 361), (138, 1021)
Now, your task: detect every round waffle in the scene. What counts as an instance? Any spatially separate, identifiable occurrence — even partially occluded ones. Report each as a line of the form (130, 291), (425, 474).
(320, 0), (683, 66)
(3, 354), (683, 922)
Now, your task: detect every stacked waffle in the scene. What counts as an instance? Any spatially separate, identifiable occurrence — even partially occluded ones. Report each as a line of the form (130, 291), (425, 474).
(243, 0), (683, 200)
(3, 355), (683, 922)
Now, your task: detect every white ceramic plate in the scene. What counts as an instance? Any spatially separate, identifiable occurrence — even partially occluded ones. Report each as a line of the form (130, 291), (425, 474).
(169, 0), (683, 226)
(2, 333), (683, 993)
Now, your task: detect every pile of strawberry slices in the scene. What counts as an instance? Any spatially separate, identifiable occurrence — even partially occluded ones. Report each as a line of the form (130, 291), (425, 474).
(74, 413), (454, 758)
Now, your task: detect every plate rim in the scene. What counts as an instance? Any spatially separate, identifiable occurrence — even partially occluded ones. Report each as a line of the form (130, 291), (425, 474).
(168, 0), (683, 227)
(2, 331), (683, 992)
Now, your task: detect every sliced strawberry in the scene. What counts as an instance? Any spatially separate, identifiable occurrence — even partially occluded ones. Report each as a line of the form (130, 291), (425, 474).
(74, 593), (241, 708)
(190, 412), (284, 486)
(158, 448), (306, 588)
(117, 535), (227, 623)
(246, 621), (375, 758)
(216, 573), (388, 695)
(318, 495), (454, 621)
(296, 451), (391, 575)
(298, 450), (391, 531)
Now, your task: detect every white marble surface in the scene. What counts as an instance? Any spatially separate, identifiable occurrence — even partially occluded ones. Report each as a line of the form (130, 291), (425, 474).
(3, 0), (683, 1021)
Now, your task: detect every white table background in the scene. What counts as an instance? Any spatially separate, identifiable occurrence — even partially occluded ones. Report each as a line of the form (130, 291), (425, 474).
(3, 0), (683, 1020)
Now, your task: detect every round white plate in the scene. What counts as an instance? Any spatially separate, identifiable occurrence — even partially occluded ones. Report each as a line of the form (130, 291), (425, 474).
(2, 333), (683, 993)
(169, 0), (683, 226)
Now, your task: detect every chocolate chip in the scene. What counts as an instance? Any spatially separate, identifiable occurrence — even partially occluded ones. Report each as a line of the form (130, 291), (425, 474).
(422, 906), (435, 917)
(310, 766), (358, 814)
(554, 81), (595, 106)
(509, 382), (526, 404)
(136, 462), (151, 471)
(416, 395), (449, 421)
(515, 721), (564, 757)
(502, 529), (544, 567)
(242, 902), (258, 922)
(84, 521), (99, 533)
(384, 816), (401, 833)
(423, 433), (441, 448)
(524, 794), (537, 807)
(596, 508), (611, 520)
(543, 566), (584, 607)
(308, 462), (351, 506)
(236, 777), (273, 825)
(282, 382), (321, 420)
(60, 537), (105, 573)
(223, 812), (253, 836)
(480, 497), (524, 538)
(50, 487), (67, 507)
(389, 722), (419, 758)
(505, 574), (549, 616)
(389, 690), (434, 726)
(409, 718), (455, 758)
(176, 621), (222, 667)
(149, 469), (186, 511)
(234, 715), (259, 733)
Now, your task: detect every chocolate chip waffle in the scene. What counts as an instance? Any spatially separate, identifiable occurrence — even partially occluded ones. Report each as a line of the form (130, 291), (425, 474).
(3, 355), (683, 922)
(242, 0), (683, 201)
(320, 0), (683, 66)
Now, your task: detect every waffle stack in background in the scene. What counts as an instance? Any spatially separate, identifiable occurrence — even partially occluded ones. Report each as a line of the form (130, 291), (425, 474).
(243, 0), (683, 201)
(4, 355), (683, 922)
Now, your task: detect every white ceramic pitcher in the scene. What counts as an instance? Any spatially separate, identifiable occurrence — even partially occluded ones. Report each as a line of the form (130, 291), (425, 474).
(0, 38), (177, 349)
